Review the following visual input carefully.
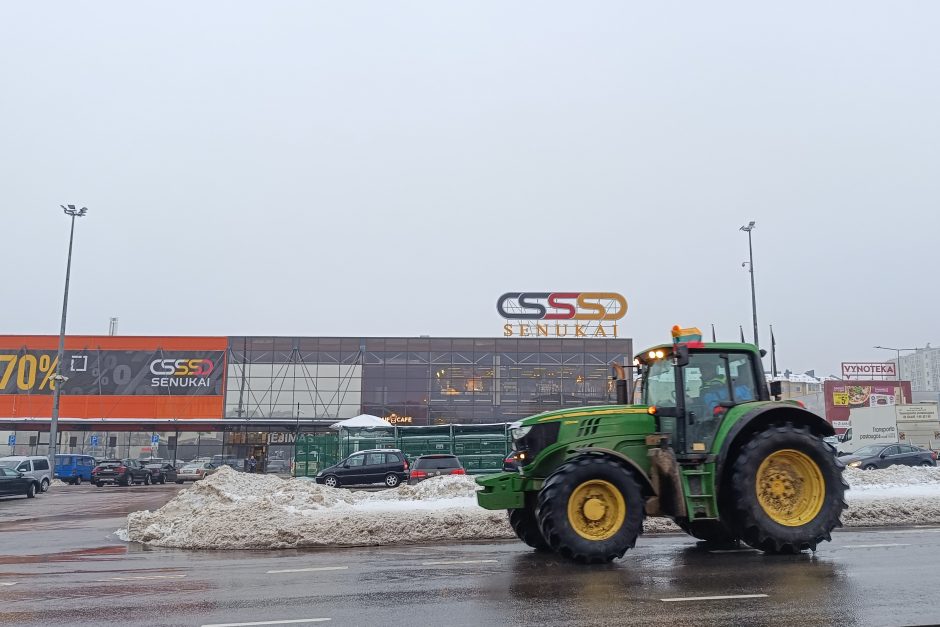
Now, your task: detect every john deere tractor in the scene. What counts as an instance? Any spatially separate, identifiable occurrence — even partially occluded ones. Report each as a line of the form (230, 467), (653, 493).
(476, 326), (847, 563)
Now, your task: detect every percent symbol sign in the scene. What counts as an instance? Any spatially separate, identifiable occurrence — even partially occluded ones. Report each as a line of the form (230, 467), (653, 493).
(37, 355), (59, 390)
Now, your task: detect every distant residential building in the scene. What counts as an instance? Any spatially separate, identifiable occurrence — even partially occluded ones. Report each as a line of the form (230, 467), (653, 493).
(892, 345), (940, 392)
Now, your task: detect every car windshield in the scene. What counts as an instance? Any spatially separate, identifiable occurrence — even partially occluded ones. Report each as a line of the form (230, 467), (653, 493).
(852, 445), (886, 457)
(99, 460), (121, 467)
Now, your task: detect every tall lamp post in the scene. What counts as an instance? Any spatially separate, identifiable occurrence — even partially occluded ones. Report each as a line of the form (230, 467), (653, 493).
(49, 205), (88, 466)
(873, 346), (918, 382)
(740, 221), (759, 349)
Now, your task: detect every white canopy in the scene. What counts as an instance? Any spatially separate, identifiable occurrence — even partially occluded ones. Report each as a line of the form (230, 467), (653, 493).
(329, 414), (393, 430)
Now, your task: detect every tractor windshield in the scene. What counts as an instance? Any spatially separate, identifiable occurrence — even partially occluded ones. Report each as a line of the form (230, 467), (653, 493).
(643, 358), (676, 407)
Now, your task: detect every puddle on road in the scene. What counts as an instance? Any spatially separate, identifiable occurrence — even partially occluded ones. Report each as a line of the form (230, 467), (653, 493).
(0, 545), (127, 565)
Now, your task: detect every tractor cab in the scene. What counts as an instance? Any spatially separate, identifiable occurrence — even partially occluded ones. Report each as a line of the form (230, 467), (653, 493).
(635, 326), (768, 458)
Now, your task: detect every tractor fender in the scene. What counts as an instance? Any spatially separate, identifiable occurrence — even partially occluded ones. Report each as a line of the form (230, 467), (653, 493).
(715, 403), (835, 492)
(569, 447), (656, 497)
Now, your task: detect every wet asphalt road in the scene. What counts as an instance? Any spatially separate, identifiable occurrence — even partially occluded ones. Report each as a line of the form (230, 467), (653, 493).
(1, 485), (939, 626)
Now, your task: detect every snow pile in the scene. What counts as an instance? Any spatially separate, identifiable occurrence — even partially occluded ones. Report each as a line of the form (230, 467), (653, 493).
(124, 467), (513, 549)
(122, 465), (940, 550)
(50, 479), (69, 488)
(842, 466), (940, 527)
(845, 466), (940, 490)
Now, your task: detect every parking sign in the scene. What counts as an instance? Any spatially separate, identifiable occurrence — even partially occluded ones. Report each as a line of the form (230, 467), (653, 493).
(151, 435), (160, 444)
(90, 435), (99, 446)
(7, 434), (14, 446)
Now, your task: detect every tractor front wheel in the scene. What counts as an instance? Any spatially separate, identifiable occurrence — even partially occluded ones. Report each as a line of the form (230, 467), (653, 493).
(508, 505), (551, 552)
(730, 423), (847, 554)
(537, 456), (644, 564)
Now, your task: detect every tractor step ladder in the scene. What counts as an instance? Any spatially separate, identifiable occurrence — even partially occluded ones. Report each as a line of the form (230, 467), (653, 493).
(680, 466), (718, 519)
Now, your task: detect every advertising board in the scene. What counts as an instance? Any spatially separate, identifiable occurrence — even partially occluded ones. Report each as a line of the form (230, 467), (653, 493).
(0, 336), (226, 419)
(841, 362), (897, 379)
(824, 379), (912, 426)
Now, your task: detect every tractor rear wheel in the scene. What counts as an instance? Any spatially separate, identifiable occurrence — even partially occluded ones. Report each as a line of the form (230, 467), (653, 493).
(537, 456), (644, 564)
(508, 506), (551, 552)
(675, 518), (737, 546)
(730, 423), (847, 554)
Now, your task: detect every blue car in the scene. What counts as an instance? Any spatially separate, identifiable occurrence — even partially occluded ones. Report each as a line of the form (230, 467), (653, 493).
(54, 454), (97, 485)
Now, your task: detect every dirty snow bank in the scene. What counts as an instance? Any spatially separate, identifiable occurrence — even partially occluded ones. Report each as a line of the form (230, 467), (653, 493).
(122, 466), (940, 549)
(50, 479), (69, 488)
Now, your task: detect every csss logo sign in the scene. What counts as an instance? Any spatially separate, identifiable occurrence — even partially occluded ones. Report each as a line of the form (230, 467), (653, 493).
(497, 292), (627, 338)
(497, 292), (627, 320)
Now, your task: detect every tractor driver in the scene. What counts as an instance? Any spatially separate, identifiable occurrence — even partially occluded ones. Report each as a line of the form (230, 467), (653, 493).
(698, 362), (729, 414)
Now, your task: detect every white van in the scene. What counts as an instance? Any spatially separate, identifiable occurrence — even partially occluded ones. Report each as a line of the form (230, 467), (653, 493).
(0, 456), (53, 492)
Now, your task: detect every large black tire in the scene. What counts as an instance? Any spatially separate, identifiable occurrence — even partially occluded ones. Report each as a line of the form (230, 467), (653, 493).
(26, 482), (36, 498)
(537, 456), (645, 564)
(729, 423), (848, 554)
(674, 518), (737, 546)
(508, 506), (551, 552)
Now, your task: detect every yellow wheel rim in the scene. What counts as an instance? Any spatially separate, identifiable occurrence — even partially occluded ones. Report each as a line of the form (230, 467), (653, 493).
(756, 449), (825, 527)
(567, 479), (626, 541)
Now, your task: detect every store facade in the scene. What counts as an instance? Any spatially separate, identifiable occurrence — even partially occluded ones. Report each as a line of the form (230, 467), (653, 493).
(0, 334), (632, 466)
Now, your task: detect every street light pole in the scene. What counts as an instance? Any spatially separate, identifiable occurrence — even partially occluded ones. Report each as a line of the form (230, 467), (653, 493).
(873, 346), (918, 382)
(740, 221), (759, 349)
(49, 205), (88, 467)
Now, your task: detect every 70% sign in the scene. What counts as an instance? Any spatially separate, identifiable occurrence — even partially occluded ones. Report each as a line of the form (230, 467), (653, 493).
(0, 354), (62, 392)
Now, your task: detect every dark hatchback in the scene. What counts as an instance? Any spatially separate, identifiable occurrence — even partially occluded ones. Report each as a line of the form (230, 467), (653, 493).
(408, 454), (466, 484)
(0, 467), (37, 499)
(142, 461), (178, 484)
(840, 444), (938, 470)
(315, 449), (409, 488)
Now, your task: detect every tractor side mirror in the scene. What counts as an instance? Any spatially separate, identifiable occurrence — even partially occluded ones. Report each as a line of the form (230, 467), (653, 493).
(769, 381), (783, 398)
(673, 345), (690, 367)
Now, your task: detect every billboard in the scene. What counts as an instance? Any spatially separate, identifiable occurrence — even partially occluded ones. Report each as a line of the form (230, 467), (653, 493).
(823, 379), (913, 427)
(841, 362), (896, 379)
(0, 336), (226, 419)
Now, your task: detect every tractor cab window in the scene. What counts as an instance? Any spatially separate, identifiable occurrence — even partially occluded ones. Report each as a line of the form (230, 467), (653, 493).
(643, 358), (676, 407)
(684, 352), (758, 450)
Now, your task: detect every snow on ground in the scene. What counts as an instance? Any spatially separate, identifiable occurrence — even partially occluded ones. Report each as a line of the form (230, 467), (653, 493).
(50, 479), (69, 488)
(121, 465), (940, 549)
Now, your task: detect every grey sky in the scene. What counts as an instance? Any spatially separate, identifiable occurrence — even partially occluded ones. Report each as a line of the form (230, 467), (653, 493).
(2, 2), (936, 377)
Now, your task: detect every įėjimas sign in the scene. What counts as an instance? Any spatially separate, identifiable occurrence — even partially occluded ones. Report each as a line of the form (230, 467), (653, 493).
(497, 292), (627, 338)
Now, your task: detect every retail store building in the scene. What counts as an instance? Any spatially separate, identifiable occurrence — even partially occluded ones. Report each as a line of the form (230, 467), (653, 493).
(0, 334), (632, 466)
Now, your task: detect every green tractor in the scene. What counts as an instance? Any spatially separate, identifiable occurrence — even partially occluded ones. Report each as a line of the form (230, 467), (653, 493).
(476, 326), (847, 563)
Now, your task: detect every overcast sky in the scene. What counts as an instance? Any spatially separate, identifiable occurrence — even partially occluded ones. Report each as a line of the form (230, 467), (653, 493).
(2, 2), (937, 377)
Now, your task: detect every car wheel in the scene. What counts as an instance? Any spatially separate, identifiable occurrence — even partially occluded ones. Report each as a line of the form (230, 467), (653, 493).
(160, 475), (166, 484)
(175, 480), (184, 484)
(40, 479), (50, 493)
(144, 474), (152, 485)
(921, 461), (934, 467)
(75, 476), (82, 486)
(96, 481), (104, 488)
(324, 475), (339, 488)
(863, 464), (878, 470)
(384, 473), (401, 488)
(26, 482), (36, 498)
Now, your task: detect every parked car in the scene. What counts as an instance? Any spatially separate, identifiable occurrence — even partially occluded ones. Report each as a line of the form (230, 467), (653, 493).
(0, 466), (37, 499)
(54, 454), (97, 485)
(265, 459), (290, 474)
(92, 459), (152, 486)
(315, 449), (409, 488)
(0, 456), (53, 492)
(408, 454), (466, 484)
(840, 444), (938, 470)
(142, 461), (178, 484)
(211, 455), (244, 470)
(176, 462), (218, 483)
